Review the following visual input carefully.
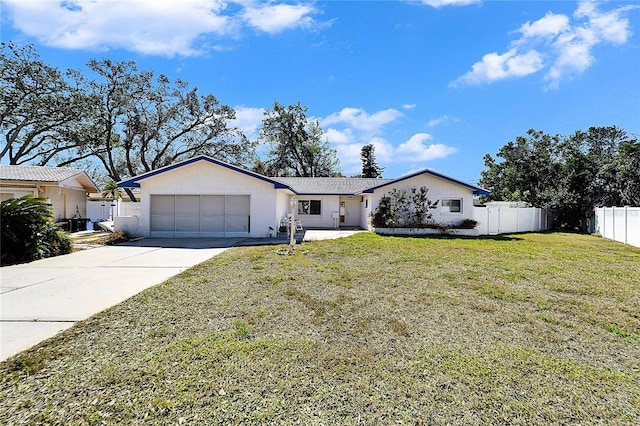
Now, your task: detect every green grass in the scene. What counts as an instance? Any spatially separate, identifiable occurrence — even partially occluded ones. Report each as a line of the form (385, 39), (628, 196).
(1, 232), (639, 425)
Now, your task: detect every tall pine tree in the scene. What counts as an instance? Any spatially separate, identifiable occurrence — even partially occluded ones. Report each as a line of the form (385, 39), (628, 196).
(360, 143), (384, 178)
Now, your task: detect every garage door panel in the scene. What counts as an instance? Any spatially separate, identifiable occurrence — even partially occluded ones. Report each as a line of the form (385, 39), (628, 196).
(175, 216), (199, 232)
(151, 215), (175, 232)
(226, 215), (249, 233)
(176, 195), (200, 215)
(225, 195), (250, 214)
(151, 195), (175, 215)
(201, 195), (225, 214)
(200, 215), (225, 233)
(150, 194), (250, 237)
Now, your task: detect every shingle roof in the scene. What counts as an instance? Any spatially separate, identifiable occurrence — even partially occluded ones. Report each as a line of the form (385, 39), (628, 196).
(0, 165), (98, 191)
(0, 165), (86, 182)
(274, 177), (393, 195)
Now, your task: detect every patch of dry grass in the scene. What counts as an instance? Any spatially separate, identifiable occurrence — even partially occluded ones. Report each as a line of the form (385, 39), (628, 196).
(1, 232), (639, 424)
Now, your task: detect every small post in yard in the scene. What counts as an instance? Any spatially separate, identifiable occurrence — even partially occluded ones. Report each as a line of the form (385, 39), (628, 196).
(289, 196), (298, 246)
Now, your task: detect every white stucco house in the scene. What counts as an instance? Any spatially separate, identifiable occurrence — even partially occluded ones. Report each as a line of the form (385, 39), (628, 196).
(0, 165), (99, 221)
(115, 155), (489, 238)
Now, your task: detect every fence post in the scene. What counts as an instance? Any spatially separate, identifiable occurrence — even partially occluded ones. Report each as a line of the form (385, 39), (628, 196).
(612, 207), (616, 242)
(625, 206), (628, 245)
(486, 207), (490, 235)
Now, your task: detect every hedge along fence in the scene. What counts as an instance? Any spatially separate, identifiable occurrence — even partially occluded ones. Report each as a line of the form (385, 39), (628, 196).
(592, 206), (640, 248)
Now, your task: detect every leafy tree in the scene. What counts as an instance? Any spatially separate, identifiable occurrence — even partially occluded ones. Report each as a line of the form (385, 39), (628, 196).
(618, 140), (640, 205)
(479, 129), (561, 206)
(2, 44), (254, 198)
(68, 59), (254, 200)
(1, 195), (72, 265)
(360, 143), (384, 178)
(480, 126), (638, 231)
(258, 101), (341, 177)
(0, 42), (90, 166)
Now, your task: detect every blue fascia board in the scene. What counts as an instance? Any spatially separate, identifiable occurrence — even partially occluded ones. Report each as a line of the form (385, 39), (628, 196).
(117, 155), (295, 191)
(117, 179), (140, 188)
(293, 192), (360, 196)
(473, 188), (491, 196)
(360, 168), (490, 196)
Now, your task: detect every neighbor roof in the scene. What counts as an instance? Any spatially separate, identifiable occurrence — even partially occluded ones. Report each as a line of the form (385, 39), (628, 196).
(0, 165), (99, 192)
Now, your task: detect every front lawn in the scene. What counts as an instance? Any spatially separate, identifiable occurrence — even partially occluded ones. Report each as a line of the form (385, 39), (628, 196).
(1, 233), (638, 424)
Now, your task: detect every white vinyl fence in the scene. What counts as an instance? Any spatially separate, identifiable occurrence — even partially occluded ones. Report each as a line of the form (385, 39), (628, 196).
(473, 202), (551, 235)
(86, 200), (141, 222)
(592, 206), (640, 248)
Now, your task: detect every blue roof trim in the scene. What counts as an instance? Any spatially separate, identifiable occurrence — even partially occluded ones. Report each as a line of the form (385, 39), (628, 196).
(293, 192), (361, 196)
(361, 168), (490, 196)
(117, 155), (295, 191)
(116, 155), (490, 197)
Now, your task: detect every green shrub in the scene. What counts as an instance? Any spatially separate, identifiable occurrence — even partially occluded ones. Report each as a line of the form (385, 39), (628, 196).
(0, 195), (72, 265)
(371, 186), (438, 228)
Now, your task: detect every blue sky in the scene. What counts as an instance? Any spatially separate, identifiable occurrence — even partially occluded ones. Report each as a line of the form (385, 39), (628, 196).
(2, 0), (639, 183)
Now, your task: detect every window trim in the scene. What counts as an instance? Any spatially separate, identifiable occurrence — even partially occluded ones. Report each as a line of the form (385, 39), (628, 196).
(297, 199), (322, 215)
(442, 198), (462, 213)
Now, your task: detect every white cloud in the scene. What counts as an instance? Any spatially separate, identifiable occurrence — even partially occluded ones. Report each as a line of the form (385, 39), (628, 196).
(518, 12), (570, 39)
(427, 115), (462, 127)
(322, 107), (403, 134)
(419, 0), (481, 8)
(321, 107), (457, 175)
(402, 104), (417, 110)
(545, 1), (636, 88)
(231, 106), (265, 140)
(324, 128), (353, 145)
(2, 0), (325, 57)
(452, 1), (637, 88)
(242, 3), (317, 34)
(451, 49), (544, 87)
(332, 137), (397, 175)
(396, 134), (458, 161)
(3, 0), (233, 56)
(334, 143), (365, 174)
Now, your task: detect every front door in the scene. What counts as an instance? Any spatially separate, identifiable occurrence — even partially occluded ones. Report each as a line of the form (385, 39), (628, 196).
(339, 196), (360, 227)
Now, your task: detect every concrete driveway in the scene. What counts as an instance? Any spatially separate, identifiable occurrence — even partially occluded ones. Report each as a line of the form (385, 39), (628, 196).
(0, 240), (232, 362)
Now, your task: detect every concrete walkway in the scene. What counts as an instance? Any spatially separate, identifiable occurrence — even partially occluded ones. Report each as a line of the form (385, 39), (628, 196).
(0, 230), (364, 362)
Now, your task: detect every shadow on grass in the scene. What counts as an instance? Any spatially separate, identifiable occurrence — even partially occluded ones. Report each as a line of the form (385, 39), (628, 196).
(118, 236), (298, 249)
(376, 233), (524, 242)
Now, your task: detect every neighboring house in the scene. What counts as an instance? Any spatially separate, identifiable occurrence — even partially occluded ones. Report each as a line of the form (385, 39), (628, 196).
(0, 165), (99, 221)
(116, 155), (489, 238)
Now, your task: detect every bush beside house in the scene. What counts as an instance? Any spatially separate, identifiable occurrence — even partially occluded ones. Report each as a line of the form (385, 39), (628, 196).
(0, 195), (72, 265)
(371, 186), (479, 235)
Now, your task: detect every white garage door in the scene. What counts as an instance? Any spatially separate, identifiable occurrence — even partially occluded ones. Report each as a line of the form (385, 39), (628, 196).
(150, 195), (250, 237)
